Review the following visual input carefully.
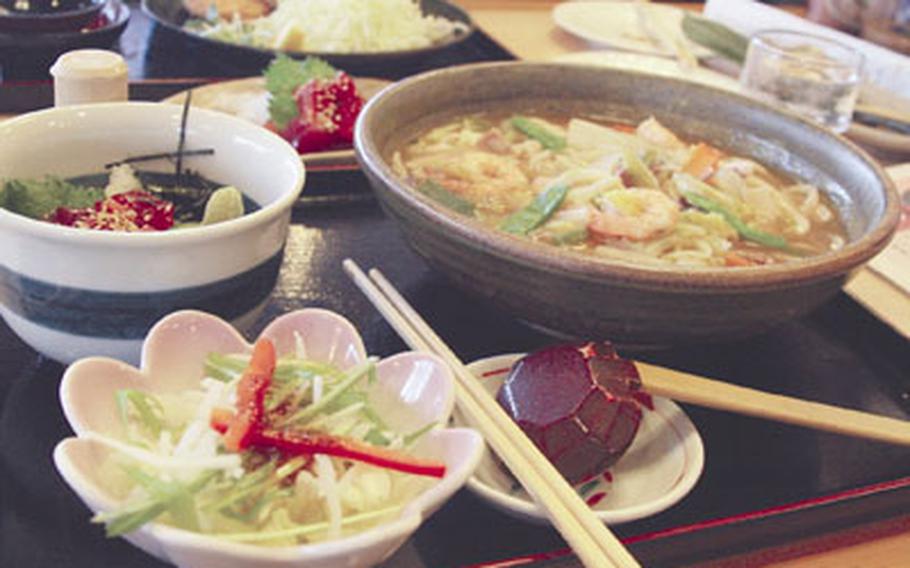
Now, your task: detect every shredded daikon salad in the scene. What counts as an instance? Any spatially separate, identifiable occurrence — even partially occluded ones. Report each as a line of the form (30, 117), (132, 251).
(90, 338), (442, 546)
(186, 0), (468, 53)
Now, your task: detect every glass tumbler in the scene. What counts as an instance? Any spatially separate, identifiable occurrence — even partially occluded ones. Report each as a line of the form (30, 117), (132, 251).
(740, 30), (864, 133)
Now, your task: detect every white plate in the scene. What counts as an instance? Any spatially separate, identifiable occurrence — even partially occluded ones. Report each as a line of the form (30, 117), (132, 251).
(552, 50), (740, 93)
(552, 1), (710, 58)
(457, 354), (704, 525)
(162, 77), (391, 168)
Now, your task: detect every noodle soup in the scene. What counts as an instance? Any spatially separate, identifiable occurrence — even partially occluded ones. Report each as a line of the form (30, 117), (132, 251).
(393, 114), (847, 267)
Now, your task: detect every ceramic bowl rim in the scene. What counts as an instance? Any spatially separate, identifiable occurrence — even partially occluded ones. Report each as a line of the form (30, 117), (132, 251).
(0, 102), (305, 247)
(355, 61), (901, 291)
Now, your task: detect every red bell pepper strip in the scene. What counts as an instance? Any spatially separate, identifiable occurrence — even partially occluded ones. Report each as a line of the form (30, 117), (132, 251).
(209, 412), (446, 479)
(256, 428), (446, 479)
(221, 339), (276, 452)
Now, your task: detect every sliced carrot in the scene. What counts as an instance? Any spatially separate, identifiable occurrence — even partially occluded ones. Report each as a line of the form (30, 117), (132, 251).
(611, 123), (637, 133)
(683, 143), (725, 180)
(724, 252), (756, 267)
(222, 339), (276, 452)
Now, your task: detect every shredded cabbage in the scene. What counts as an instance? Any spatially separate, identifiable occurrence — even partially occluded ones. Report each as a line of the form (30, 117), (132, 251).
(188, 0), (468, 53)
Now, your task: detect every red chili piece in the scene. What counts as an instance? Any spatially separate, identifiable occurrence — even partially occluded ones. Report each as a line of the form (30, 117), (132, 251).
(210, 411), (446, 478)
(221, 339), (276, 452)
(47, 190), (174, 232)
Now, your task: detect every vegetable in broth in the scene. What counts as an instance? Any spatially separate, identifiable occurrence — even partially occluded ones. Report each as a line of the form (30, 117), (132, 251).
(394, 114), (847, 267)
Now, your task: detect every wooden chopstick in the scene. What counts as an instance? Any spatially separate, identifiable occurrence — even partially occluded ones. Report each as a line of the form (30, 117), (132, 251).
(342, 259), (640, 568)
(637, 363), (910, 446)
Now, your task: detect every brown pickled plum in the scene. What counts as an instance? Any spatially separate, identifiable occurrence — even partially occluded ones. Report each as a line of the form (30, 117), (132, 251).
(496, 342), (651, 485)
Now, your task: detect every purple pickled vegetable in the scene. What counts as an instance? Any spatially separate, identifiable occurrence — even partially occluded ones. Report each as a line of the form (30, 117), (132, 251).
(496, 342), (651, 484)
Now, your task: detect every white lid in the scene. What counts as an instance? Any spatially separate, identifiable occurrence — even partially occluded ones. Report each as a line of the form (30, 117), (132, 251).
(50, 49), (128, 80)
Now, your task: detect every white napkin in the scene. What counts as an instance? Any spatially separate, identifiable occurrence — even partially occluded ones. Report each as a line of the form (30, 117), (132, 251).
(704, 0), (910, 111)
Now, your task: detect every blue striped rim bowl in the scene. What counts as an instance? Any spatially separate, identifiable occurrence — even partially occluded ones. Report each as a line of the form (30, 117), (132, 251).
(0, 102), (306, 364)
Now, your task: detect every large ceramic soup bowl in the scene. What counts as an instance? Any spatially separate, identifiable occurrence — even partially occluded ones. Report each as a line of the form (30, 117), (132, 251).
(355, 62), (900, 345)
(0, 102), (305, 363)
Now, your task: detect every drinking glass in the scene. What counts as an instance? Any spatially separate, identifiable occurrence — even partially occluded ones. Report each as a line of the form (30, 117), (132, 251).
(740, 30), (864, 133)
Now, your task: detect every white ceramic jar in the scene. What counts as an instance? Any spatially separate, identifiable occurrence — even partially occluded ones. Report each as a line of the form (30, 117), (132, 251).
(50, 49), (129, 106)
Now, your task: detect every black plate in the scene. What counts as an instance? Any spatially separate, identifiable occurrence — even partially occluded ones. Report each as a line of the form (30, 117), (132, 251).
(0, 0), (104, 32)
(141, 0), (475, 76)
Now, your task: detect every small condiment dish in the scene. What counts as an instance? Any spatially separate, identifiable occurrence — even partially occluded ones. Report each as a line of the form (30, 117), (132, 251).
(53, 308), (484, 568)
(455, 354), (704, 525)
(0, 102), (305, 364)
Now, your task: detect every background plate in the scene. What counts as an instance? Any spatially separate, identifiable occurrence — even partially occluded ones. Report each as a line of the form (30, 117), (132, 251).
(552, 1), (710, 58)
(162, 76), (391, 168)
(141, 0), (475, 77)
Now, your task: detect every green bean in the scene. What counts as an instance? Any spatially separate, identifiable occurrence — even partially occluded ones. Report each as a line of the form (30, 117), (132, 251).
(682, 190), (789, 249)
(500, 184), (568, 235)
(511, 116), (567, 151)
(417, 180), (475, 216)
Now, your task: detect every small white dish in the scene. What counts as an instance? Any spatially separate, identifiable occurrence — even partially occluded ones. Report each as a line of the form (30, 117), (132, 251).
(53, 308), (484, 568)
(162, 77), (391, 169)
(552, 1), (710, 59)
(457, 353), (704, 525)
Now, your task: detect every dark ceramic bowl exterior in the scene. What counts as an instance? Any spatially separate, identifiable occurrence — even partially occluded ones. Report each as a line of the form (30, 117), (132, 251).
(355, 63), (901, 345)
(0, 0), (104, 32)
(0, 1), (129, 51)
(141, 0), (474, 77)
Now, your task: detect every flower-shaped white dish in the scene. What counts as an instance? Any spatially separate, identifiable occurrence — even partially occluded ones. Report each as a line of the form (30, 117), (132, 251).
(53, 308), (483, 568)
(456, 354), (704, 525)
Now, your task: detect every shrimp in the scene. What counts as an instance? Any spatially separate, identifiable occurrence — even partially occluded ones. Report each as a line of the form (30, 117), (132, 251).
(588, 189), (680, 241)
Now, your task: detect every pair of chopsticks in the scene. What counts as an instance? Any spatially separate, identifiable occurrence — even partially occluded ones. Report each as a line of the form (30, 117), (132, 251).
(344, 260), (910, 566)
(636, 364), (910, 446)
(343, 260), (641, 568)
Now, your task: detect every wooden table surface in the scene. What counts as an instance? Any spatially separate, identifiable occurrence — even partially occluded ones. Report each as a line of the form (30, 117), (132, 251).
(454, 2), (910, 567)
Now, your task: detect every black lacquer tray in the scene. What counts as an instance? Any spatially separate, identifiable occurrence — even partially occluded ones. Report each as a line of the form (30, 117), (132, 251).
(1, 5), (909, 567)
(2, 174), (909, 568)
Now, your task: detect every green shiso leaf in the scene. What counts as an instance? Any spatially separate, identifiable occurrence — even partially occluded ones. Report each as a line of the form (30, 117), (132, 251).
(1, 177), (104, 220)
(264, 55), (338, 130)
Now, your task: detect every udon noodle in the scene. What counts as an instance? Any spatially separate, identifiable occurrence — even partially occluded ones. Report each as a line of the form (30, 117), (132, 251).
(393, 114), (847, 267)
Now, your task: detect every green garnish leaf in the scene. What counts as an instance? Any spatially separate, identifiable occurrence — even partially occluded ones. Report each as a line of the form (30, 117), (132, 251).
(417, 180), (475, 216)
(264, 55), (337, 130)
(500, 184), (568, 235)
(364, 428), (392, 446)
(115, 390), (165, 439)
(204, 352), (245, 382)
(1, 177), (104, 220)
(96, 469), (216, 537)
(511, 116), (566, 151)
(282, 360), (375, 426)
(681, 13), (749, 64)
